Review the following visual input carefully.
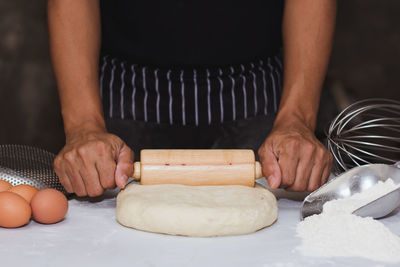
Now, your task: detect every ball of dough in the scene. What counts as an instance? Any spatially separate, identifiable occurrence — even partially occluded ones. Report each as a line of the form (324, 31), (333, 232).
(116, 183), (278, 237)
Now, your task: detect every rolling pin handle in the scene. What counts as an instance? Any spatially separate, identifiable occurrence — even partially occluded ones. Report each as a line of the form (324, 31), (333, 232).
(132, 162), (141, 180)
(255, 161), (263, 179)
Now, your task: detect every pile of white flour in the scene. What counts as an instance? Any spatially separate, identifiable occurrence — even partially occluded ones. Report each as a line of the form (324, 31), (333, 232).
(296, 178), (400, 263)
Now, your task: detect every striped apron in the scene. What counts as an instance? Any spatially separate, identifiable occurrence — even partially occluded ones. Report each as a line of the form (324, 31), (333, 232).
(99, 55), (283, 126)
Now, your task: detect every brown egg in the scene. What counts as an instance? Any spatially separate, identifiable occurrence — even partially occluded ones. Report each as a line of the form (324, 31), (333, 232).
(9, 184), (38, 204)
(0, 180), (12, 192)
(31, 189), (68, 224)
(0, 191), (31, 228)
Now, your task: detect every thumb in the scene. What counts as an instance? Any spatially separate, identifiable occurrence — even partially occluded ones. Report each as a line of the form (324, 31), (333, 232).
(259, 143), (281, 189)
(115, 143), (134, 189)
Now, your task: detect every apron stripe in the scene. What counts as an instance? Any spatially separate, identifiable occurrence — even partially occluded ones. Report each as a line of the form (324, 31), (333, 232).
(240, 64), (248, 119)
(193, 69), (199, 126)
(206, 69), (212, 124)
(120, 62), (126, 119)
(274, 55), (283, 71)
(250, 63), (258, 117)
(258, 62), (268, 115)
(99, 55), (108, 98)
(218, 68), (224, 123)
(180, 70), (186, 125)
(131, 65), (136, 120)
(155, 69), (160, 124)
(229, 67), (236, 121)
(273, 56), (283, 101)
(142, 67), (148, 122)
(109, 58), (116, 118)
(167, 70), (173, 125)
(266, 58), (277, 113)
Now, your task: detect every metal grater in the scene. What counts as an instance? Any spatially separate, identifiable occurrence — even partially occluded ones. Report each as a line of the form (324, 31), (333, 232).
(0, 144), (67, 194)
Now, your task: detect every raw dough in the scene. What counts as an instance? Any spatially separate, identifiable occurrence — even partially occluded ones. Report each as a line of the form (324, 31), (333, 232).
(116, 183), (278, 237)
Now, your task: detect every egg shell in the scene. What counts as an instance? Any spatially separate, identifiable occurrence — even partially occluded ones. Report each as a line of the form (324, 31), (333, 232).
(9, 184), (38, 204)
(0, 180), (12, 192)
(0, 191), (31, 228)
(31, 188), (68, 224)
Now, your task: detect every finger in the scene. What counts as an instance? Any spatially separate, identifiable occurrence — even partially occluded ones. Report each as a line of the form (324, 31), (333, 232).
(54, 157), (73, 193)
(287, 154), (313, 192)
(65, 167), (87, 197)
(56, 167), (74, 193)
(307, 160), (324, 192)
(115, 144), (134, 189)
(320, 151), (334, 186)
(63, 158), (87, 197)
(75, 147), (105, 197)
(307, 147), (332, 191)
(79, 159), (104, 197)
(278, 151), (298, 188)
(96, 157), (117, 190)
(258, 144), (281, 189)
(321, 160), (333, 186)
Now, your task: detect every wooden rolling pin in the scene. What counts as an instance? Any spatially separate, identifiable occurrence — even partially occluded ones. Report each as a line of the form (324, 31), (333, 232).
(132, 149), (263, 187)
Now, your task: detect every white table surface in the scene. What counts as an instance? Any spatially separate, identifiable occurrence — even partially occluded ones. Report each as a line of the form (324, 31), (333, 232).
(1, 179), (400, 267)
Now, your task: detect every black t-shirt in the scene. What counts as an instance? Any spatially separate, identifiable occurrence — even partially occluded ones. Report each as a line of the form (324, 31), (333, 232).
(100, 0), (284, 68)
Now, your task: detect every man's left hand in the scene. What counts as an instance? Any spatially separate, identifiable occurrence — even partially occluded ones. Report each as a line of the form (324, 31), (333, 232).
(258, 117), (333, 192)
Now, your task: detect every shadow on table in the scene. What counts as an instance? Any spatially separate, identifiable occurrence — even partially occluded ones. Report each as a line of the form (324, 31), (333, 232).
(68, 187), (120, 203)
(68, 178), (311, 203)
(256, 178), (310, 202)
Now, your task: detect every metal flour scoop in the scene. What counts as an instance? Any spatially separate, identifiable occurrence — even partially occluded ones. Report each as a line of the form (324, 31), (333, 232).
(301, 163), (400, 219)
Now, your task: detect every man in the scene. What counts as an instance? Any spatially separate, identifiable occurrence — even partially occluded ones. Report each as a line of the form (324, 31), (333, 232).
(48, 0), (335, 197)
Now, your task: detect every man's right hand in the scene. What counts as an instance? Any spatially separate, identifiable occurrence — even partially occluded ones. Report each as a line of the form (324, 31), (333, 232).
(54, 128), (134, 197)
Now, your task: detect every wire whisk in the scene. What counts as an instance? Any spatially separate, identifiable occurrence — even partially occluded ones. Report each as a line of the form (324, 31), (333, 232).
(327, 98), (400, 174)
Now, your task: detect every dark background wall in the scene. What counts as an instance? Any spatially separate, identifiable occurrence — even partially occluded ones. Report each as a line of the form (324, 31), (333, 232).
(1, 0), (399, 154)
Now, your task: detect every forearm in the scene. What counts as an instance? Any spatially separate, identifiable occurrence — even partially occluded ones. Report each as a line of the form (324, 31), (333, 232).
(47, 0), (104, 136)
(276, 0), (336, 131)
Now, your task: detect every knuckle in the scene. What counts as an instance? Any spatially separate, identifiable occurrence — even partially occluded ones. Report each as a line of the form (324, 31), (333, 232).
(95, 141), (108, 152)
(63, 151), (75, 162)
(304, 142), (315, 152)
(313, 146), (326, 161)
(77, 146), (89, 157)
(315, 149), (326, 162)
(303, 149), (315, 160)
(303, 143), (316, 157)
